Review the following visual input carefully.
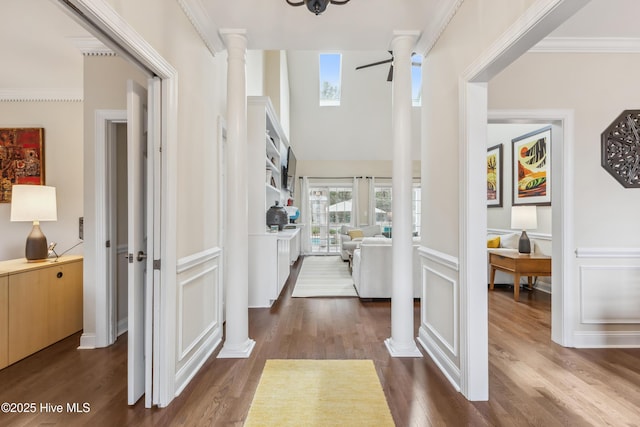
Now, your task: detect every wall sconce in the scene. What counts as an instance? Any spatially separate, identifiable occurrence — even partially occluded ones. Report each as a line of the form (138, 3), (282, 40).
(511, 205), (537, 254)
(10, 185), (57, 262)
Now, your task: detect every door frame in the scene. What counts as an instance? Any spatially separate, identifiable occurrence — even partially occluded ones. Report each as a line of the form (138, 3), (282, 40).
(61, 0), (179, 407)
(458, 0), (586, 400)
(95, 109), (127, 347)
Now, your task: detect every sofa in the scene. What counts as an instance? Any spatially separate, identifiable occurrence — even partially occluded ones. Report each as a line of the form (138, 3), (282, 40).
(339, 224), (384, 261)
(351, 237), (422, 298)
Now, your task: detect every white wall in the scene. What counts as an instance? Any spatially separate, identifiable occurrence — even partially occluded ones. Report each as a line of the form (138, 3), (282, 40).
(489, 51), (640, 346)
(287, 50), (421, 161)
(102, 0), (229, 399)
(0, 102), (84, 261)
(419, 0), (538, 395)
(487, 123), (552, 238)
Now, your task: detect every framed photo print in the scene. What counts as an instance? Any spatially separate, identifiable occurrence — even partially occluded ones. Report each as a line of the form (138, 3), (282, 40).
(0, 128), (45, 203)
(487, 144), (502, 207)
(512, 125), (551, 206)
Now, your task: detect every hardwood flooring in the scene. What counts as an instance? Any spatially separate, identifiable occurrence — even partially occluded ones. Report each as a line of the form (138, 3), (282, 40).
(1, 257), (639, 426)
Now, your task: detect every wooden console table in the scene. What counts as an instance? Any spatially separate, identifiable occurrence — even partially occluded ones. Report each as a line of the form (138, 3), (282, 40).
(489, 250), (551, 302)
(0, 256), (83, 369)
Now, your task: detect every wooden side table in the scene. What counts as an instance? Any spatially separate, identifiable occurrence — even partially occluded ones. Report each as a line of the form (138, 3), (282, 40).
(489, 250), (551, 302)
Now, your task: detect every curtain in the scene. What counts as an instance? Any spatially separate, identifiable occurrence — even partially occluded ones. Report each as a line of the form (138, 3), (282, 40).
(300, 176), (312, 255)
(368, 177), (376, 226)
(351, 176), (359, 227)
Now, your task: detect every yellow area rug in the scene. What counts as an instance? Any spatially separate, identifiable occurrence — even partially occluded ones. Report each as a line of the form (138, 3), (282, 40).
(244, 359), (394, 427)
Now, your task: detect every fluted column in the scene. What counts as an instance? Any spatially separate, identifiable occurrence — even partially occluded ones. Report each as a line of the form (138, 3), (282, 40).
(385, 31), (422, 358)
(218, 29), (255, 358)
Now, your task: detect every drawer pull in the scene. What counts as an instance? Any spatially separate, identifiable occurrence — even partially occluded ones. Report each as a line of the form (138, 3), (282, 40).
(57, 272), (63, 279)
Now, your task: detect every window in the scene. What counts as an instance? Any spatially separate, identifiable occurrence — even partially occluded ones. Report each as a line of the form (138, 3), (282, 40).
(309, 185), (352, 253)
(319, 53), (342, 106)
(374, 184), (421, 237)
(412, 54), (422, 107)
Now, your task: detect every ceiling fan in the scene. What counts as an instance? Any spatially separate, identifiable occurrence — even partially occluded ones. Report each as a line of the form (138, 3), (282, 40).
(355, 51), (421, 82)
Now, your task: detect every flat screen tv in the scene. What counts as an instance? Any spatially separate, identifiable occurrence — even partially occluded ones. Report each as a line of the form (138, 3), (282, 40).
(282, 146), (297, 192)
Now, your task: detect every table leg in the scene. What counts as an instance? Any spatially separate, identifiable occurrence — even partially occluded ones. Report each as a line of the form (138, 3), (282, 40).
(513, 274), (521, 301)
(490, 266), (497, 290)
(527, 276), (533, 290)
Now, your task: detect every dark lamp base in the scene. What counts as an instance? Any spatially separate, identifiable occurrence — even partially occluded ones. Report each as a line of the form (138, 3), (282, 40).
(518, 230), (531, 254)
(25, 223), (48, 262)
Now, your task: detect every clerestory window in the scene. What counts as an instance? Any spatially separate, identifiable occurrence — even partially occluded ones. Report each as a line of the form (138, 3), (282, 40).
(319, 53), (342, 106)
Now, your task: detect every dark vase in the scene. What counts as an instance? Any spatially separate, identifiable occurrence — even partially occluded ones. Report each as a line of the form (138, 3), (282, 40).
(266, 201), (288, 231)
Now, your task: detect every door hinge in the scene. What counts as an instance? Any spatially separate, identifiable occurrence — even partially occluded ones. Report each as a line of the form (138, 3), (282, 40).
(106, 240), (111, 248)
(128, 253), (134, 264)
(153, 259), (161, 270)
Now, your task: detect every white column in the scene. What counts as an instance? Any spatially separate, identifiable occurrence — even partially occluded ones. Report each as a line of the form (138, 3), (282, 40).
(385, 31), (422, 358)
(218, 30), (255, 358)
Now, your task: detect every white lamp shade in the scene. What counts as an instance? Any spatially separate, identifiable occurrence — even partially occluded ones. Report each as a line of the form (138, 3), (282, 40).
(511, 205), (537, 230)
(10, 185), (58, 222)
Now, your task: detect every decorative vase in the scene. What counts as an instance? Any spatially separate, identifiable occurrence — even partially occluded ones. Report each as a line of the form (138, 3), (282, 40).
(266, 201), (288, 231)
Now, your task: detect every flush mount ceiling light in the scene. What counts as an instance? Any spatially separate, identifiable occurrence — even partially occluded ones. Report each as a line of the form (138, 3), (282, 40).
(286, 0), (350, 15)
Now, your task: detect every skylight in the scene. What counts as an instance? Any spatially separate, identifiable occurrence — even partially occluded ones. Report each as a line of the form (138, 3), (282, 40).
(319, 53), (342, 106)
(412, 54), (423, 107)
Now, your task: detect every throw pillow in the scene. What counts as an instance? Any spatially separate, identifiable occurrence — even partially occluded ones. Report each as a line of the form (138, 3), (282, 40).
(487, 236), (500, 248)
(500, 233), (520, 249)
(348, 229), (364, 239)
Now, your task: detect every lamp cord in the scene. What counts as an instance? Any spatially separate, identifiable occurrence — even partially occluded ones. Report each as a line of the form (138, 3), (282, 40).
(51, 240), (84, 261)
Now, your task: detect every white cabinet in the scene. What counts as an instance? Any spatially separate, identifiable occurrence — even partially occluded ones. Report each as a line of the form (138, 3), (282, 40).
(248, 229), (300, 308)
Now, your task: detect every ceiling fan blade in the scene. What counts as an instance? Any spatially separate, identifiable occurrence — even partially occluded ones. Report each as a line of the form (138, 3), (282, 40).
(387, 64), (393, 82)
(355, 58), (392, 70)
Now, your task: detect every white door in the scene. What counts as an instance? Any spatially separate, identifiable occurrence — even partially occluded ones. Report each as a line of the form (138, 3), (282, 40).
(127, 80), (149, 405)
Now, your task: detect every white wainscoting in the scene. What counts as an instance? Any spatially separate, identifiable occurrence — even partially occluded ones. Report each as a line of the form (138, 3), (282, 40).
(174, 248), (224, 395)
(579, 266), (640, 324)
(417, 246), (461, 391)
(573, 247), (640, 348)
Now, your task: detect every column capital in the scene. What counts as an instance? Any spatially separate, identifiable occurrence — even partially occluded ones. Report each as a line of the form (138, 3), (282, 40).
(390, 30), (420, 51)
(219, 29), (248, 49)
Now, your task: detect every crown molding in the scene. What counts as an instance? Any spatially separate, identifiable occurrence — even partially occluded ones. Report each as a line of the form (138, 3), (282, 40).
(531, 37), (640, 53)
(0, 89), (83, 102)
(70, 36), (116, 56)
(177, 0), (224, 56)
(416, 0), (465, 55)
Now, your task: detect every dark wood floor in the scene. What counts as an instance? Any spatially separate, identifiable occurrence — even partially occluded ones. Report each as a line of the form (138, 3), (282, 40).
(1, 256), (639, 426)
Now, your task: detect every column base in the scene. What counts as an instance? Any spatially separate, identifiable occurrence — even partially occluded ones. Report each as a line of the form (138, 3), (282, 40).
(217, 338), (256, 359)
(384, 337), (422, 358)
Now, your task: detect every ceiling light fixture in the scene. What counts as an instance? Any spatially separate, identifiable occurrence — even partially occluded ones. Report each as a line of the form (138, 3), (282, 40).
(286, 0), (350, 15)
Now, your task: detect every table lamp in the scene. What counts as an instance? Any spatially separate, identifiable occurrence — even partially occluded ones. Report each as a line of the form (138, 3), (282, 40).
(10, 185), (58, 262)
(511, 205), (537, 254)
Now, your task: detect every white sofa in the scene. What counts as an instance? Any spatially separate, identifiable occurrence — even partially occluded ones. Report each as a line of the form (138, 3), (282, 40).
(339, 224), (384, 261)
(351, 237), (421, 298)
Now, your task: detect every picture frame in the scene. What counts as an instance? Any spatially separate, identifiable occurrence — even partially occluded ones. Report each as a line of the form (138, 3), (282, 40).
(0, 127), (45, 203)
(512, 125), (551, 206)
(487, 144), (503, 207)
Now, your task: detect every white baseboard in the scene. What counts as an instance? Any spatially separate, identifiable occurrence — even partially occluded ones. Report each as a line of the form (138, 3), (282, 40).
(417, 327), (461, 392)
(571, 331), (640, 348)
(174, 330), (223, 396)
(78, 333), (96, 349)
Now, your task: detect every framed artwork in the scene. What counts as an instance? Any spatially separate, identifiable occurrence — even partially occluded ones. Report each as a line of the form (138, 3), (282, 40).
(487, 144), (503, 207)
(0, 128), (45, 203)
(512, 125), (551, 206)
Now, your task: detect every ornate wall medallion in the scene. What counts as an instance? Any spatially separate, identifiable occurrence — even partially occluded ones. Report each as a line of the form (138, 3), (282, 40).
(601, 110), (640, 188)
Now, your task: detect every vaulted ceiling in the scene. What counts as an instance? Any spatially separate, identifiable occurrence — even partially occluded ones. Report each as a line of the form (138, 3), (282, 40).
(4, 0), (640, 96)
